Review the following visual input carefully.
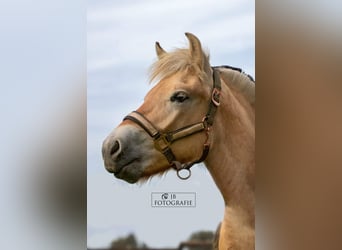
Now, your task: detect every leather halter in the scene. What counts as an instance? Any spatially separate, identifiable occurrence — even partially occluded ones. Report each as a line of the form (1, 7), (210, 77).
(123, 68), (221, 180)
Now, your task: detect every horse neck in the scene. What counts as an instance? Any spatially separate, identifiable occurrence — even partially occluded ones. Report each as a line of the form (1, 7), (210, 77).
(205, 77), (255, 215)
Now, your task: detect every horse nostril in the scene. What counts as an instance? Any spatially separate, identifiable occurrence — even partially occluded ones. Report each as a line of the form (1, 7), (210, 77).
(110, 140), (120, 156)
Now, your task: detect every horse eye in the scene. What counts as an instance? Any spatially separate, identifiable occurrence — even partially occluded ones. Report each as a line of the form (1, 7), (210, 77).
(170, 92), (189, 103)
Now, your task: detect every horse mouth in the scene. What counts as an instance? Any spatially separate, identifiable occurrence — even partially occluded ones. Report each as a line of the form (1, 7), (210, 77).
(113, 158), (141, 183)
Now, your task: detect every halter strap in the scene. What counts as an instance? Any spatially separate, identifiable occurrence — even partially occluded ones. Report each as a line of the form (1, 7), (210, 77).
(123, 67), (221, 179)
(206, 69), (221, 125)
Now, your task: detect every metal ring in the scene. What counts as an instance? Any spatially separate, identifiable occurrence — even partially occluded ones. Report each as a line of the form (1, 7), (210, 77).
(211, 88), (221, 106)
(177, 168), (191, 180)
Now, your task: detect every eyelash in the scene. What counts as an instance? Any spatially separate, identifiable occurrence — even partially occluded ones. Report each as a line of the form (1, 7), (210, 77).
(170, 91), (189, 103)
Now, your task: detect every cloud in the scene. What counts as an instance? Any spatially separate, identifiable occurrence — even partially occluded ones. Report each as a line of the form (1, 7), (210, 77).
(87, 0), (254, 72)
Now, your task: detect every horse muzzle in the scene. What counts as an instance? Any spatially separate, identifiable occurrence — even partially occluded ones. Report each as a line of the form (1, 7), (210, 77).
(102, 125), (152, 183)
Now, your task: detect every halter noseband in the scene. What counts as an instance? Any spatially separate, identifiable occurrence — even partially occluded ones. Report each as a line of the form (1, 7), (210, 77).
(123, 68), (221, 180)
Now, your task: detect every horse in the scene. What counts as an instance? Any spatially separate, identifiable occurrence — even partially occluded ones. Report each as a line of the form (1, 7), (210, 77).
(102, 33), (255, 250)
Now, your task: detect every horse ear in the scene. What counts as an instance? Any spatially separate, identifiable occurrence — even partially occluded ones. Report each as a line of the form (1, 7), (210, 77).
(185, 32), (204, 69)
(155, 42), (166, 59)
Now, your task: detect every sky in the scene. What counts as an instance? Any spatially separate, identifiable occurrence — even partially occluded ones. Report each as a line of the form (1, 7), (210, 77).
(87, 0), (254, 248)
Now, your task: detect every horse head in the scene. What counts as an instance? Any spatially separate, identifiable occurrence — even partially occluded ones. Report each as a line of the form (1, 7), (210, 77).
(102, 33), (216, 183)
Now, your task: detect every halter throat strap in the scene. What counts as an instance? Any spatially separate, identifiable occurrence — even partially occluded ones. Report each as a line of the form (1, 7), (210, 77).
(123, 68), (221, 179)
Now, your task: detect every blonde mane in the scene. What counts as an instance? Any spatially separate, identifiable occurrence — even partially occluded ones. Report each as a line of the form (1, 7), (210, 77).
(149, 48), (211, 84)
(148, 47), (254, 104)
(216, 67), (255, 104)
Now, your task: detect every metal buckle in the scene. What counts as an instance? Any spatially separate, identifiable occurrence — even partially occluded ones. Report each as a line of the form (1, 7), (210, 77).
(154, 135), (170, 152)
(211, 88), (221, 106)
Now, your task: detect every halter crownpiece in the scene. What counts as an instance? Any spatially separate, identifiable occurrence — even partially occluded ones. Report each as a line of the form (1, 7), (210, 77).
(123, 67), (221, 180)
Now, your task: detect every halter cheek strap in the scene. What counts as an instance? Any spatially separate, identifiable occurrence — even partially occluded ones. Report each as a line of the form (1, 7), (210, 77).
(123, 68), (221, 180)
